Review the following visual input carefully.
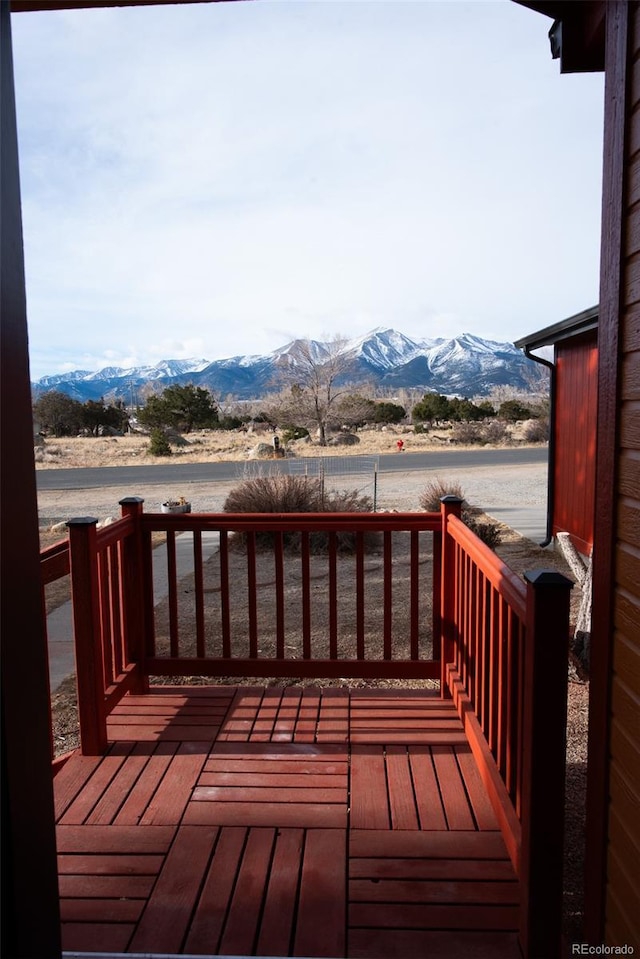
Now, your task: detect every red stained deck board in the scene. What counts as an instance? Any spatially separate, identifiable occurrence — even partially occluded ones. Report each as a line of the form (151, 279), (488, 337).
(53, 754), (103, 820)
(455, 744), (500, 830)
(294, 829), (347, 959)
(256, 828), (304, 957)
(60, 898), (144, 922)
(108, 722), (223, 742)
(112, 741), (179, 826)
(184, 800), (347, 829)
(386, 746), (420, 830)
(129, 825), (219, 954)
(350, 746), (390, 830)
(431, 744), (476, 830)
(199, 771), (349, 788)
(56, 824), (176, 854)
(61, 922), (135, 954)
(58, 744), (134, 825)
(183, 826), (247, 954)
(211, 741), (347, 760)
(409, 745), (448, 830)
(139, 742), (208, 825)
(350, 830), (510, 860)
(58, 853), (164, 875)
(350, 903), (519, 930)
(59, 874), (155, 899)
(349, 878), (519, 905)
(348, 929), (521, 959)
(218, 828), (276, 956)
(349, 730), (468, 744)
(349, 858), (516, 881)
(193, 785), (346, 804)
(203, 757), (348, 776)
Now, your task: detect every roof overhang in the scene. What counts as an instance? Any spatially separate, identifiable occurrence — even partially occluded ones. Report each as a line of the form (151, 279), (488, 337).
(514, 305), (599, 352)
(514, 1), (605, 73)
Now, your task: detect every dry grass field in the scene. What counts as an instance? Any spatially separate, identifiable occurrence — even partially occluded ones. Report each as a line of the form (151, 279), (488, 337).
(35, 423), (536, 470)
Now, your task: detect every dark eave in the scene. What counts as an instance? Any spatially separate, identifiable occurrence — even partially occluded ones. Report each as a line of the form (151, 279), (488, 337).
(514, 0), (605, 73)
(10, 1), (222, 11)
(514, 305), (599, 352)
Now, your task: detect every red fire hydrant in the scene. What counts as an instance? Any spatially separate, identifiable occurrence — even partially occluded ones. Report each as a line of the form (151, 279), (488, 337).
(396, 439), (404, 452)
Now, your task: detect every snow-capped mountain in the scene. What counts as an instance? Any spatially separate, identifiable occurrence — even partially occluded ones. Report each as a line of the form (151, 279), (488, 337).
(31, 330), (544, 403)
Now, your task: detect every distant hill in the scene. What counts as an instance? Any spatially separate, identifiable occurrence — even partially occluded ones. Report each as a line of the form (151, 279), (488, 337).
(31, 328), (545, 403)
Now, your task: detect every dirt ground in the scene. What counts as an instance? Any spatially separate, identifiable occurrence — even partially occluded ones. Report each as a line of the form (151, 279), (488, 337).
(42, 434), (587, 942)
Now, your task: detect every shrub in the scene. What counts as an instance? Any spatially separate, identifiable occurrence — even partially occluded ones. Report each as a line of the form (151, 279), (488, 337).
(462, 509), (502, 550)
(281, 426), (310, 445)
(450, 422), (485, 445)
(481, 420), (510, 445)
(419, 478), (466, 512)
(148, 428), (172, 457)
(523, 417), (549, 443)
(223, 474), (375, 553)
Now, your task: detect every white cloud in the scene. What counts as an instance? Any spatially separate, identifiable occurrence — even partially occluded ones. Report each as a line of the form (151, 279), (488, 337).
(12, 0), (604, 380)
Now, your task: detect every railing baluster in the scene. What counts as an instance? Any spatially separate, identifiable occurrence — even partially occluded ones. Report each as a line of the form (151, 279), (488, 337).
(301, 531), (311, 659)
(411, 530), (420, 660)
(193, 530), (205, 658)
(166, 531), (179, 658)
(247, 531), (258, 659)
(431, 528), (441, 659)
(329, 531), (338, 660)
(383, 530), (392, 660)
(356, 530), (365, 660)
(98, 548), (113, 688)
(275, 531), (285, 659)
(220, 529), (231, 658)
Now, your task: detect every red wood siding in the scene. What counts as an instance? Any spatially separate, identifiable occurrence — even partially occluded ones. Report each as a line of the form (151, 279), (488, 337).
(590, 0), (640, 947)
(553, 331), (598, 553)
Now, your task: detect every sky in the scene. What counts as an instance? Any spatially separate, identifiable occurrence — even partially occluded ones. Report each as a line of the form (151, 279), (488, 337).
(11, 0), (604, 381)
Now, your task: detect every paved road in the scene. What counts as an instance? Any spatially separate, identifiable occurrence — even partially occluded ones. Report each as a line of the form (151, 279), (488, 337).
(36, 446), (547, 490)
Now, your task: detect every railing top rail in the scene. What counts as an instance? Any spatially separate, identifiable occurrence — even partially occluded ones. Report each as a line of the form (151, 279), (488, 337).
(40, 537), (70, 585)
(40, 537), (69, 561)
(94, 515), (135, 550)
(447, 513), (526, 618)
(139, 510), (443, 534)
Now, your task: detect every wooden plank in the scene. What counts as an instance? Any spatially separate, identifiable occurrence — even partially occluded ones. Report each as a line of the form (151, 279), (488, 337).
(350, 731), (468, 745)
(108, 722), (222, 742)
(409, 745), (448, 830)
(183, 801), (347, 829)
(349, 903), (519, 930)
(192, 785), (346, 804)
(59, 875), (155, 898)
(256, 828), (304, 956)
(350, 746), (390, 830)
(386, 747), (419, 830)
(204, 757), (349, 776)
(61, 923), (135, 954)
(295, 829), (346, 958)
(54, 754), (104, 821)
(349, 858), (515, 881)
(60, 898), (143, 922)
(455, 745), (500, 831)
(349, 879), (519, 904)
(56, 824), (175, 854)
(58, 853), (164, 875)
(113, 741), (178, 825)
(350, 830), (509, 860)
(211, 741), (346, 760)
(139, 742), (208, 825)
(129, 825), (219, 953)
(184, 826), (247, 954)
(219, 828), (275, 956)
(58, 744), (133, 825)
(85, 748), (157, 826)
(348, 928), (520, 959)
(198, 771), (349, 789)
(431, 745), (475, 830)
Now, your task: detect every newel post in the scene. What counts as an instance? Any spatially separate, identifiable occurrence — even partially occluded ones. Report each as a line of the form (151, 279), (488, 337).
(67, 517), (107, 755)
(119, 497), (149, 693)
(440, 496), (463, 697)
(519, 569), (573, 959)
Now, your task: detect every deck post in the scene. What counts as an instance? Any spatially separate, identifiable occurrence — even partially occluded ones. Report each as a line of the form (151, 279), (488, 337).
(67, 517), (108, 755)
(120, 497), (149, 693)
(519, 569), (573, 959)
(440, 496), (463, 698)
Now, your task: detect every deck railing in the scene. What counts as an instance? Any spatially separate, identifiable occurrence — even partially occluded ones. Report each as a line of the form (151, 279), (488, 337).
(42, 494), (572, 958)
(440, 496), (572, 959)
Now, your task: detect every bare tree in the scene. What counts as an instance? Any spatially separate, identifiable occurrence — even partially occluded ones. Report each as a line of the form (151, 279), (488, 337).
(272, 336), (356, 445)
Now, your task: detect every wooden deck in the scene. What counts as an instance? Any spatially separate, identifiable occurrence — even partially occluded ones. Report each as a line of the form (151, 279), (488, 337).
(54, 686), (521, 958)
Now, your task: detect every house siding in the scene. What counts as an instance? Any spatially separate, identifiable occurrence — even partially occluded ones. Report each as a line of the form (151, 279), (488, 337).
(605, 0), (640, 946)
(553, 331), (598, 554)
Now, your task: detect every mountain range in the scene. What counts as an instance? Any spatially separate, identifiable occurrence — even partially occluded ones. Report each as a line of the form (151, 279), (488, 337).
(31, 328), (545, 404)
